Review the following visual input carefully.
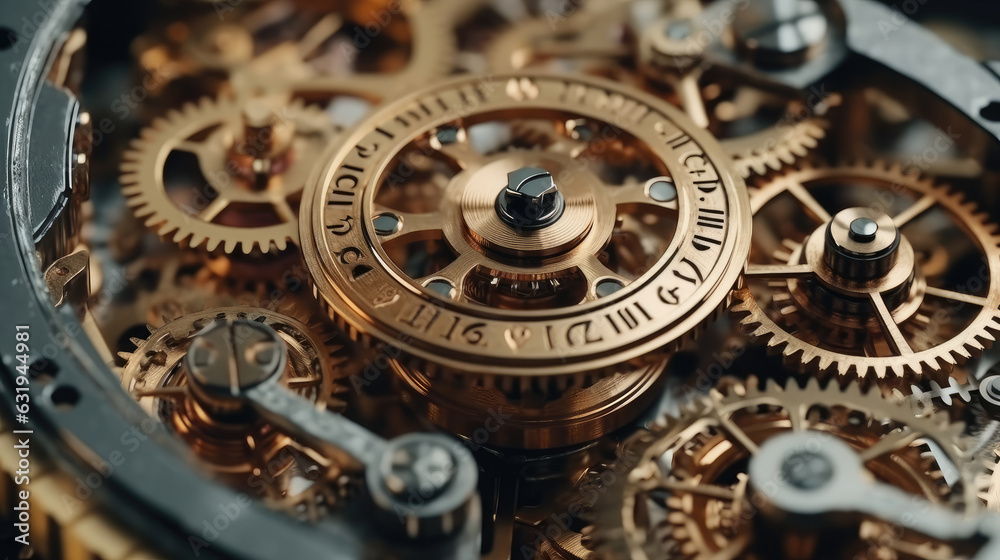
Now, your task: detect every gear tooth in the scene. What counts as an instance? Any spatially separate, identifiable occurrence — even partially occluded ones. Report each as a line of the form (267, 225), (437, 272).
(119, 161), (141, 174)
(750, 323), (772, 339)
(939, 353), (958, 368)
(142, 212), (166, 228)
(171, 229), (191, 245)
(889, 387), (907, 403)
(816, 354), (835, 373)
(120, 148), (141, 163)
(130, 203), (155, 218)
(151, 117), (173, 132)
(956, 346), (973, 361)
(803, 375), (822, 392)
(224, 239), (238, 254)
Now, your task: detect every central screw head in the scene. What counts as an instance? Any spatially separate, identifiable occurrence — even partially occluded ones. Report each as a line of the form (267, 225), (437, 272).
(848, 217), (879, 243)
(184, 318), (287, 414)
(781, 450), (835, 490)
(496, 166), (566, 231)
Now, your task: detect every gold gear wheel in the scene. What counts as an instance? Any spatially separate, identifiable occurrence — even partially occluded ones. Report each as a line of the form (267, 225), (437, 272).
(733, 161), (1000, 384)
(585, 377), (977, 560)
(300, 73), (751, 447)
(483, 0), (829, 180)
(121, 95), (338, 254)
(118, 307), (355, 518)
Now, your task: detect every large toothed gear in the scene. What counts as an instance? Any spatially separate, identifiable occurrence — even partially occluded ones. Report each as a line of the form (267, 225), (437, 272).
(121, 96), (338, 255)
(300, 73), (751, 448)
(732, 161), (1000, 385)
(584, 377), (977, 560)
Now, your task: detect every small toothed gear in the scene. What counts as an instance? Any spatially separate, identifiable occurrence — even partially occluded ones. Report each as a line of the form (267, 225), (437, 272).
(119, 307), (355, 517)
(121, 95), (338, 255)
(584, 377), (978, 560)
(733, 161), (1000, 385)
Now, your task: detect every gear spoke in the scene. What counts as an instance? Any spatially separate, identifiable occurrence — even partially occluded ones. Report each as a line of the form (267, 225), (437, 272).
(717, 415), (760, 455)
(674, 71), (710, 130)
(513, 120), (590, 159)
(923, 286), (990, 308)
(374, 209), (446, 244)
(418, 255), (477, 299)
(745, 263), (814, 279)
(786, 179), (833, 223)
(133, 386), (188, 402)
(609, 177), (679, 212)
(433, 135), (487, 171)
(869, 291), (914, 356)
(655, 479), (738, 501)
(198, 195), (232, 222)
(297, 14), (344, 59)
(272, 197), (298, 224)
(893, 194), (936, 228)
(857, 427), (920, 463)
(581, 254), (630, 301)
(285, 376), (323, 390)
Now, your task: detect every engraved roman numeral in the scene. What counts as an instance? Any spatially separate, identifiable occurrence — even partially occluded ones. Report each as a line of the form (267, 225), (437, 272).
(605, 303), (653, 334)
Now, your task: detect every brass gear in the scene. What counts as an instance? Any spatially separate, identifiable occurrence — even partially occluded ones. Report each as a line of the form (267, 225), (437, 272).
(733, 161), (1000, 385)
(585, 377), (977, 560)
(118, 307), (355, 517)
(300, 73), (751, 447)
(484, 0), (829, 179)
(121, 95), (338, 254)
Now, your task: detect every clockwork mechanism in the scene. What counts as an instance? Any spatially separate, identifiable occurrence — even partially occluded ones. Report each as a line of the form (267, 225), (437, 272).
(3, 1), (1000, 560)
